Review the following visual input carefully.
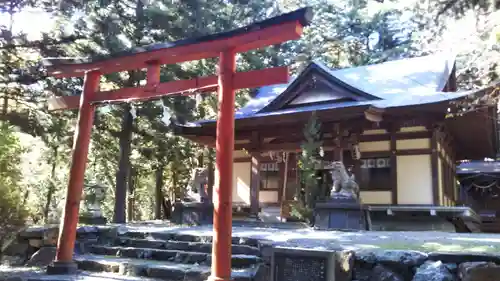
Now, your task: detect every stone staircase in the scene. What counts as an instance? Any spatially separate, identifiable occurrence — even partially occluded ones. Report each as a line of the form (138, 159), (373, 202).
(72, 229), (267, 281)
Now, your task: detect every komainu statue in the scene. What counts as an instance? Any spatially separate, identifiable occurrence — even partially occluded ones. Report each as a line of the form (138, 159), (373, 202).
(186, 167), (209, 202)
(330, 161), (360, 200)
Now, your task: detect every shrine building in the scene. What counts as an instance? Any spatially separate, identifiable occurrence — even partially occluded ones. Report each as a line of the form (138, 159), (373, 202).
(457, 161), (500, 232)
(175, 53), (498, 219)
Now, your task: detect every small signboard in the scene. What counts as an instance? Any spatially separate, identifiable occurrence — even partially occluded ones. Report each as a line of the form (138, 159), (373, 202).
(271, 247), (349, 281)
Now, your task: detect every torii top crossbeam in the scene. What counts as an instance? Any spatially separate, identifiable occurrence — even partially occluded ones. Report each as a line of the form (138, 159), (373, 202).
(43, 7), (312, 281)
(43, 8), (312, 78)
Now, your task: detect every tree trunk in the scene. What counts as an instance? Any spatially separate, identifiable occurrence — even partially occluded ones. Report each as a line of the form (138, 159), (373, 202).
(127, 166), (135, 222)
(197, 151), (204, 167)
(172, 169), (179, 200)
(113, 105), (133, 223)
(207, 148), (214, 202)
(43, 147), (57, 223)
(154, 162), (165, 220)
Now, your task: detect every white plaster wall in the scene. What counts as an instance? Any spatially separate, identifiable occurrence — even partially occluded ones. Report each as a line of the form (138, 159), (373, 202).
(260, 190), (279, 203)
(363, 129), (387, 135)
(360, 191), (392, 204)
(399, 126), (427, 132)
(233, 150), (249, 158)
(359, 141), (390, 152)
(396, 138), (430, 150)
(232, 162), (251, 204)
(397, 155), (433, 204)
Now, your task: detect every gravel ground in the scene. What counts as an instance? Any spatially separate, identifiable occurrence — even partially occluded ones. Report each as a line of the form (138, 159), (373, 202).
(120, 223), (500, 253)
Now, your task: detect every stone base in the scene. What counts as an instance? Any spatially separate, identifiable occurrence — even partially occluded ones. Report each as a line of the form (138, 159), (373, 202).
(171, 201), (214, 225)
(46, 261), (78, 275)
(314, 198), (367, 231)
(206, 276), (233, 281)
(78, 216), (107, 225)
(365, 205), (481, 232)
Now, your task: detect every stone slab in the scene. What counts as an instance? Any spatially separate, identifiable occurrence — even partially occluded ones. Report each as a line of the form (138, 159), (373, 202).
(73, 255), (260, 281)
(412, 261), (454, 281)
(113, 237), (260, 256)
(88, 246), (261, 268)
(0, 268), (168, 281)
(428, 252), (500, 264)
(170, 202), (213, 225)
(25, 247), (56, 267)
(458, 261), (500, 281)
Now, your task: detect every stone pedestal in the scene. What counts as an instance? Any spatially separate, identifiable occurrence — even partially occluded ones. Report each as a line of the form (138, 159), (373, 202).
(171, 201), (214, 225)
(46, 261), (78, 275)
(78, 215), (107, 225)
(314, 196), (367, 231)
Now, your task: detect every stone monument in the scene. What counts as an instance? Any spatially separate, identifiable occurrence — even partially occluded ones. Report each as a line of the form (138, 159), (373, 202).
(314, 161), (367, 230)
(171, 167), (213, 225)
(79, 184), (107, 225)
(185, 167), (209, 202)
(270, 247), (354, 281)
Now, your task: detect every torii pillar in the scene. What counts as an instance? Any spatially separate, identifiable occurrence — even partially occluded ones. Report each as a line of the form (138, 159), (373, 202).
(43, 8), (313, 281)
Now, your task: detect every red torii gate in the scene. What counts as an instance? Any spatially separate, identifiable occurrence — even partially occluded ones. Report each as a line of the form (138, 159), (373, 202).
(43, 8), (312, 281)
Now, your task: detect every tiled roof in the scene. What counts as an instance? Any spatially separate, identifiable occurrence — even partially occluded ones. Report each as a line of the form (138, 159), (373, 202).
(457, 161), (500, 175)
(198, 53), (471, 124)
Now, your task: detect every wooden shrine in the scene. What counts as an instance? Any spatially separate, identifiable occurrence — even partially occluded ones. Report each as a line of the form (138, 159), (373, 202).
(42, 8), (312, 280)
(457, 161), (500, 232)
(175, 54), (499, 225)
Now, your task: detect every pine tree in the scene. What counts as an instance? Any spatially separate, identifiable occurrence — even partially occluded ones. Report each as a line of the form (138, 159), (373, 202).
(294, 111), (323, 221)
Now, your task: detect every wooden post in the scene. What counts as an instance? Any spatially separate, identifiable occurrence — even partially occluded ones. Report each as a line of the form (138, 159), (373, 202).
(250, 153), (261, 217)
(390, 127), (398, 205)
(47, 71), (100, 275)
(431, 129), (440, 205)
(210, 50), (235, 281)
(333, 124), (343, 161)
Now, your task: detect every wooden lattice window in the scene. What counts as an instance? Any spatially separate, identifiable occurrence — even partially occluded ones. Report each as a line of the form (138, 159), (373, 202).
(358, 157), (392, 191)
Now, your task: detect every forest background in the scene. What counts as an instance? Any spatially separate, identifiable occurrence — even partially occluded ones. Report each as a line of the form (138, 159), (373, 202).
(0, 0), (498, 239)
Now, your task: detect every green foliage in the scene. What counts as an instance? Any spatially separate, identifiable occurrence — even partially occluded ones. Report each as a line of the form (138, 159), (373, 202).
(0, 125), (24, 187)
(0, 124), (28, 247)
(294, 112), (323, 221)
(289, 202), (313, 222)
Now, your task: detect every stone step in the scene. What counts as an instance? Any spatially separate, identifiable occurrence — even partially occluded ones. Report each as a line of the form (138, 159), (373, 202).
(88, 245), (262, 269)
(118, 231), (259, 247)
(0, 268), (168, 281)
(74, 254), (264, 281)
(113, 238), (261, 256)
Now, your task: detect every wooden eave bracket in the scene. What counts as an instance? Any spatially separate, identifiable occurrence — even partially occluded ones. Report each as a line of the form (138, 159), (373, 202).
(364, 106), (384, 123)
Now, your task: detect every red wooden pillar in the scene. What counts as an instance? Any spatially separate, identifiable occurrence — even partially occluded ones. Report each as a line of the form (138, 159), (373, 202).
(47, 71), (100, 275)
(210, 49), (235, 281)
